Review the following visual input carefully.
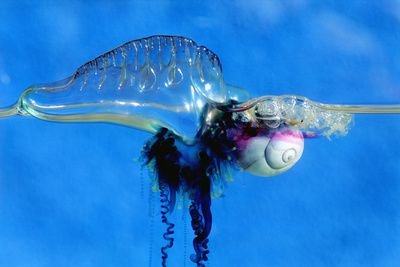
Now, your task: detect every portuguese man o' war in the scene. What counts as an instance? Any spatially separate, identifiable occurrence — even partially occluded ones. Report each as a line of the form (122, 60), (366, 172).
(1, 35), (400, 266)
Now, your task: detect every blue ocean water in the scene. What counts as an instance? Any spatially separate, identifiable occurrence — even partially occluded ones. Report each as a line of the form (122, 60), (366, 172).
(0, 1), (399, 266)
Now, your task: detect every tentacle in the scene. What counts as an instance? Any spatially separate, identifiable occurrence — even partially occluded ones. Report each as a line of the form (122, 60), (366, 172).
(143, 128), (181, 266)
(159, 183), (175, 267)
(189, 201), (211, 267)
(147, 182), (155, 267)
(188, 151), (214, 266)
(142, 127), (232, 266)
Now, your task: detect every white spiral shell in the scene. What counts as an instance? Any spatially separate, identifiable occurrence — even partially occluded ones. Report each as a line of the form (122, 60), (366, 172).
(237, 130), (304, 177)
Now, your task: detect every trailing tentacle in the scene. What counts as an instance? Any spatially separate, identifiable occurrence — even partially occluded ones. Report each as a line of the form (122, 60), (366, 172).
(189, 201), (211, 267)
(143, 128), (182, 266)
(188, 151), (214, 266)
(159, 183), (175, 267)
(142, 127), (235, 266)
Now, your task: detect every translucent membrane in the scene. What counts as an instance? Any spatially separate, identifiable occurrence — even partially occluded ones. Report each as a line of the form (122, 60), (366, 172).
(10, 36), (242, 138)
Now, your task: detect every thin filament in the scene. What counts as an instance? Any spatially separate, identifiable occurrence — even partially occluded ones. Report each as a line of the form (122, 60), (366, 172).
(318, 103), (400, 114)
(0, 105), (18, 118)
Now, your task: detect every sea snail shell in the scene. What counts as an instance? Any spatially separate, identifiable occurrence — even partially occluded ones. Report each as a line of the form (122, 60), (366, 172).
(237, 130), (304, 177)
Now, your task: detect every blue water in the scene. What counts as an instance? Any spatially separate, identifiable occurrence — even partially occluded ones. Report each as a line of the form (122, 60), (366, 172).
(0, 1), (399, 266)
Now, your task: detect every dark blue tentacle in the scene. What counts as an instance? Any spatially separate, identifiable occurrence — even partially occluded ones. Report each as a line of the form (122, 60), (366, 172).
(188, 151), (213, 266)
(159, 183), (175, 267)
(189, 200), (211, 267)
(143, 128), (182, 266)
(142, 124), (238, 266)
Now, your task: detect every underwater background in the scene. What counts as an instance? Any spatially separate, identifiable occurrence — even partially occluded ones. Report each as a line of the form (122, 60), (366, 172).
(0, 1), (399, 266)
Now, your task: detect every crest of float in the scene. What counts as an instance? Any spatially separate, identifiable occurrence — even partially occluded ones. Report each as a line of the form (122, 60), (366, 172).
(1, 36), (242, 139)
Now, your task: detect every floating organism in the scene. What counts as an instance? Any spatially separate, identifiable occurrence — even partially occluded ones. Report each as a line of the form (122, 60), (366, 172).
(1, 35), (399, 266)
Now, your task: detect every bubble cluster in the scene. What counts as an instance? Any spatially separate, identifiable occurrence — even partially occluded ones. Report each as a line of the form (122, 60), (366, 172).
(252, 95), (353, 137)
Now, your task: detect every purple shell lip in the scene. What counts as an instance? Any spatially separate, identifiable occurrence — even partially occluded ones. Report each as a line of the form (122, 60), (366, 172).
(270, 129), (305, 141)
